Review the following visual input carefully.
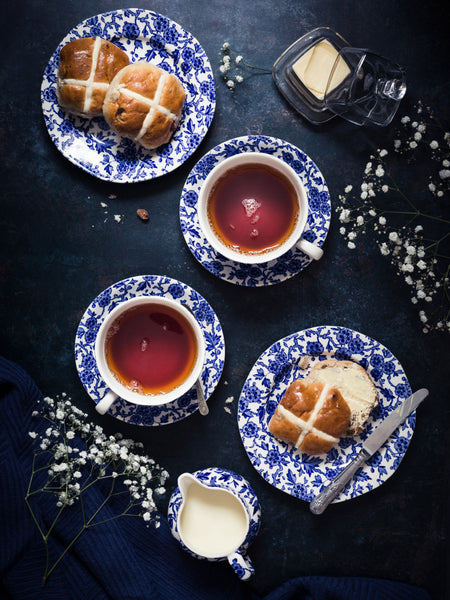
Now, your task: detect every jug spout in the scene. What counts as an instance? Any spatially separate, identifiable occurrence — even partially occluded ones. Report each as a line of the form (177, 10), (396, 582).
(177, 472), (199, 501)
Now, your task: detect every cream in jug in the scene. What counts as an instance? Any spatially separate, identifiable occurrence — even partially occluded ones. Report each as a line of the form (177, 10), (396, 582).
(179, 478), (248, 557)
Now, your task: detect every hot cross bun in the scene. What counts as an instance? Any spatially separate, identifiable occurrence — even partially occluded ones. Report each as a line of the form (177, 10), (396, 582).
(102, 62), (186, 150)
(57, 37), (129, 117)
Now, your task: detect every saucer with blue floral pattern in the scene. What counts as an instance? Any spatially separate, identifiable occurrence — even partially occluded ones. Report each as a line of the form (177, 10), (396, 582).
(179, 135), (331, 286)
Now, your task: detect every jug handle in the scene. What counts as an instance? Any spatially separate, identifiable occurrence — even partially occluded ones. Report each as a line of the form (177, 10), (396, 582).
(228, 551), (255, 581)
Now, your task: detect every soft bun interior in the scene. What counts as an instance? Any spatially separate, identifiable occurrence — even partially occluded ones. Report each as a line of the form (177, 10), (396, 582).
(305, 359), (378, 435)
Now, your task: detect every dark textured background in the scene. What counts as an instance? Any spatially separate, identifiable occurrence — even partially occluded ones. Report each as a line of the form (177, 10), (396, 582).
(1, 1), (449, 598)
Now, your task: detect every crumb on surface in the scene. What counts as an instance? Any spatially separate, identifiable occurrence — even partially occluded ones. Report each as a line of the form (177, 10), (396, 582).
(137, 209), (150, 222)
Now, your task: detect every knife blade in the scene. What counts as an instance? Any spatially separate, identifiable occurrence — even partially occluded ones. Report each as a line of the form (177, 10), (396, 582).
(309, 388), (429, 515)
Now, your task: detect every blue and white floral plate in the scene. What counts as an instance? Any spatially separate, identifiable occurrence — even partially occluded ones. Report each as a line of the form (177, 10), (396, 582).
(41, 9), (215, 182)
(75, 275), (225, 425)
(238, 326), (414, 502)
(179, 135), (330, 286)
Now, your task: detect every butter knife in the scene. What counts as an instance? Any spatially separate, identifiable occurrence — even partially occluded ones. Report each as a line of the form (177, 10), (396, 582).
(309, 388), (429, 515)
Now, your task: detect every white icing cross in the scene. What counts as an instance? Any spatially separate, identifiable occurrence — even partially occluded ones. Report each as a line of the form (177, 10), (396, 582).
(277, 384), (340, 449)
(60, 37), (109, 113)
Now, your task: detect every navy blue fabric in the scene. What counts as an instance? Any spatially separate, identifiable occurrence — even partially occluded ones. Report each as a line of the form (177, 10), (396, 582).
(262, 576), (432, 600)
(0, 356), (431, 600)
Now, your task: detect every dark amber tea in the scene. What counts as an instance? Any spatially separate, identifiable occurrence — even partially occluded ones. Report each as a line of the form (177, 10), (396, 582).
(207, 163), (299, 255)
(105, 303), (198, 395)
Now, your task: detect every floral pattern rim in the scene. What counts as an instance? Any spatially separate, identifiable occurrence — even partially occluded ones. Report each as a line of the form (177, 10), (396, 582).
(238, 325), (414, 503)
(167, 467), (261, 561)
(74, 275), (225, 426)
(179, 135), (331, 286)
(41, 8), (216, 182)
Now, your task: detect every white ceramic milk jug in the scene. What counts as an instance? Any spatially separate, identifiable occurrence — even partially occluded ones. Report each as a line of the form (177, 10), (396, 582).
(167, 468), (261, 580)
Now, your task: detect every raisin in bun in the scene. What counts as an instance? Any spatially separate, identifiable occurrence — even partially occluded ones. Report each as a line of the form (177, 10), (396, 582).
(57, 37), (129, 117)
(102, 62), (186, 150)
(305, 359), (378, 435)
(268, 380), (351, 455)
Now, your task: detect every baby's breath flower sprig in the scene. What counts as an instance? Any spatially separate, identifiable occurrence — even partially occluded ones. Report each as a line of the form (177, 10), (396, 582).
(219, 42), (271, 90)
(26, 394), (169, 586)
(393, 101), (450, 199)
(336, 102), (450, 333)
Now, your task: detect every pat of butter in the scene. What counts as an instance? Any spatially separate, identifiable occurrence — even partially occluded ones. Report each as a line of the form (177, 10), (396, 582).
(292, 39), (350, 100)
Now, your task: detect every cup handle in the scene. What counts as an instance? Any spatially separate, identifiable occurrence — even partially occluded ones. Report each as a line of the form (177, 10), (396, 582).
(95, 390), (118, 415)
(227, 551), (255, 581)
(298, 238), (324, 261)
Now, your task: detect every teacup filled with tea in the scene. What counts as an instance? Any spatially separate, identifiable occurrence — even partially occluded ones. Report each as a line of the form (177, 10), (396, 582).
(197, 152), (323, 263)
(94, 295), (205, 415)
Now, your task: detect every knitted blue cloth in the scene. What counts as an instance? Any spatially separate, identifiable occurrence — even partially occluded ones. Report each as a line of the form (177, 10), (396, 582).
(0, 356), (431, 600)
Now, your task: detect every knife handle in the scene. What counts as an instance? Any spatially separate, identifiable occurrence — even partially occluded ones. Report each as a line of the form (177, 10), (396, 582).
(309, 450), (369, 515)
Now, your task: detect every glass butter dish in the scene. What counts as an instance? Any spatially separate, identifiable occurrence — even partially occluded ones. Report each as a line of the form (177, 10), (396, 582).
(273, 26), (406, 126)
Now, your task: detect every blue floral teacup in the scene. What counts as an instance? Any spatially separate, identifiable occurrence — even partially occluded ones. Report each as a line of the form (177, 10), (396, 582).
(94, 295), (205, 415)
(197, 152), (324, 264)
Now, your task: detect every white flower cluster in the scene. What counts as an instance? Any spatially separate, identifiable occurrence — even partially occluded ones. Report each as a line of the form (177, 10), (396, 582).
(394, 102), (450, 199)
(27, 394), (168, 523)
(336, 103), (449, 334)
(219, 42), (270, 90)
